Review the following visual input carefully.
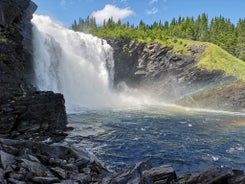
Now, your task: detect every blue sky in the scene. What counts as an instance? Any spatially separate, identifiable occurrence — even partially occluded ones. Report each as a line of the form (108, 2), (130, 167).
(32, 0), (245, 27)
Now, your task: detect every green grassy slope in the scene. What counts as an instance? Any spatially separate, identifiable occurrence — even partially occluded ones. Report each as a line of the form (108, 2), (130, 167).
(196, 43), (245, 81)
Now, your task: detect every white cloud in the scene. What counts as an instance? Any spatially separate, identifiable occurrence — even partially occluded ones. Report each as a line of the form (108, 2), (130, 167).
(91, 4), (134, 25)
(149, 0), (158, 4)
(146, 7), (158, 15)
(149, 0), (167, 4)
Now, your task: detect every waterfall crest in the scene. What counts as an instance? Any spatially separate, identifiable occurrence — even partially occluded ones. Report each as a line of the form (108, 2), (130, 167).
(32, 15), (117, 111)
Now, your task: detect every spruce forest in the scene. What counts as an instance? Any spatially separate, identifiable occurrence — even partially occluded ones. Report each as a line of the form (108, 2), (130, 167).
(71, 14), (245, 62)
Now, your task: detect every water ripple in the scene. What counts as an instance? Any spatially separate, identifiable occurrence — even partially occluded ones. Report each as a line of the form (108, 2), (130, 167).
(66, 109), (245, 174)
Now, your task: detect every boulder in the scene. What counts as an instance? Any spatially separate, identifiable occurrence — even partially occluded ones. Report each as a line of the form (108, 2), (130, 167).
(174, 167), (245, 184)
(101, 161), (152, 184)
(0, 150), (16, 170)
(142, 165), (177, 183)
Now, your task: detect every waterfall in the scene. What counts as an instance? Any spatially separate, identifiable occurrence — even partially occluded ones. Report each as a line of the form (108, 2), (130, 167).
(31, 15), (117, 111)
(31, 15), (161, 112)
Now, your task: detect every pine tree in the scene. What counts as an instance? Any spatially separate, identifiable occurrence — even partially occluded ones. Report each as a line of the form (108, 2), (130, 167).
(236, 19), (245, 61)
(72, 20), (78, 31)
(195, 13), (208, 41)
(72, 13), (245, 61)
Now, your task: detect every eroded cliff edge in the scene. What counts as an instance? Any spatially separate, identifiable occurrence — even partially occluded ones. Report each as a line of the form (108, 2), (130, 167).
(107, 38), (245, 112)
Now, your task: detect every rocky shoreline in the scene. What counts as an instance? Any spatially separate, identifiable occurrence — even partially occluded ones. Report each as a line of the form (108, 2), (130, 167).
(1, 137), (245, 183)
(0, 0), (244, 183)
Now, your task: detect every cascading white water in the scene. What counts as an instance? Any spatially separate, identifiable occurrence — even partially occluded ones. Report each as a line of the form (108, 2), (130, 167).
(32, 15), (119, 111)
(31, 15), (163, 112)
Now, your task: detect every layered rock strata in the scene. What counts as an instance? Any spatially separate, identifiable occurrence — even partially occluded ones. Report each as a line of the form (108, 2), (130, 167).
(107, 38), (245, 111)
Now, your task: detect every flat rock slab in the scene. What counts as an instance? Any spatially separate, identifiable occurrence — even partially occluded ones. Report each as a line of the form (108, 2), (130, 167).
(142, 164), (177, 183)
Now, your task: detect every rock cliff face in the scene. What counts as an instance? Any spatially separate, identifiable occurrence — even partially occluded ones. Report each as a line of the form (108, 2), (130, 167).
(107, 38), (245, 111)
(0, 0), (67, 140)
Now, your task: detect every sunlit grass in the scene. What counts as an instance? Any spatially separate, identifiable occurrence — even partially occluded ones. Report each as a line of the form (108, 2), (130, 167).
(137, 37), (203, 56)
(197, 43), (245, 81)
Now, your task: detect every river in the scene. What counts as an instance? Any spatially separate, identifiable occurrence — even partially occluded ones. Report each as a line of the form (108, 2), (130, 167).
(65, 106), (245, 174)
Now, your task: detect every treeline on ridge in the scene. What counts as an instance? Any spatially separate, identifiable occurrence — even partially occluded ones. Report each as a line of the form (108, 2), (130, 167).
(71, 14), (245, 61)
